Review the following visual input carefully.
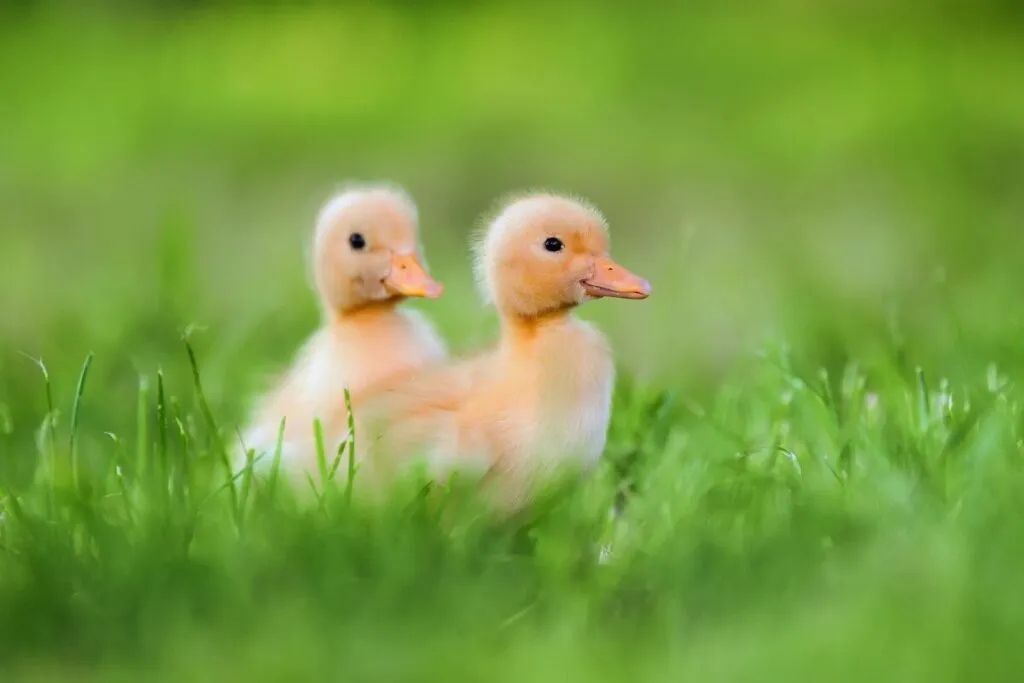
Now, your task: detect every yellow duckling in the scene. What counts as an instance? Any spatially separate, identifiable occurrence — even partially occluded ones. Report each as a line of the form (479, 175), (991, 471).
(241, 183), (446, 477)
(356, 192), (650, 510)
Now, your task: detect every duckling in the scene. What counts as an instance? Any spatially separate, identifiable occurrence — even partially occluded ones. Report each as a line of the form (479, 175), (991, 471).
(355, 192), (650, 511)
(240, 184), (447, 478)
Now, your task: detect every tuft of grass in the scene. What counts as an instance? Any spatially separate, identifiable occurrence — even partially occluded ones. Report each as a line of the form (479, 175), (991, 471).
(0, 338), (1022, 682)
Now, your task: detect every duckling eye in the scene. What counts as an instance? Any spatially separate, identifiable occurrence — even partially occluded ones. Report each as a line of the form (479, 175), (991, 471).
(543, 237), (564, 253)
(349, 233), (366, 251)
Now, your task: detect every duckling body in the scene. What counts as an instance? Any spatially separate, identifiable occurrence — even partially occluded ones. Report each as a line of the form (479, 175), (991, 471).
(357, 193), (649, 510)
(245, 305), (445, 467)
(364, 315), (610, 481)
(240, 184), (446, 477)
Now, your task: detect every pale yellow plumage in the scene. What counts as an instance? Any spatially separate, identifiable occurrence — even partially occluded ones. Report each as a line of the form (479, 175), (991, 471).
(239, 184), (447, 479)
(355, 192), (651, 511)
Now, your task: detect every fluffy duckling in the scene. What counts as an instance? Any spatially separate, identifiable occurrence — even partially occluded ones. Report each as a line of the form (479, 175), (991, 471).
(241, 184), (447, 476)
(356, 192), (650, 510)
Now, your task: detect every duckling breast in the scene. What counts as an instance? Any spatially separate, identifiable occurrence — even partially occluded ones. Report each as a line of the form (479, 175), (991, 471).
(532, 320), (615, 469)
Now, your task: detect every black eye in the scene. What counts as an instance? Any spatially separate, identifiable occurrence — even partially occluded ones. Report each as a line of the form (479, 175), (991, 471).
(543, 237), (564, 253)
(349, 232), (366, 250)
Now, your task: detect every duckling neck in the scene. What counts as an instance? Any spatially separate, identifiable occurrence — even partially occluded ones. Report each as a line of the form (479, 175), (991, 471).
(328, 300), (402, 326)
(499, 308), (615, 469)
(500, 309), (576, 348)
(499, 309), (610, 370)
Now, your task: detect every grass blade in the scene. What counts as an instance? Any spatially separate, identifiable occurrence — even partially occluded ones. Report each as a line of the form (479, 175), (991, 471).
(313, 418), (329, 491)
(156, 369), (169, 508)
(266, 417), (287, 501)
(238, 447), (255, 519)
(198, 452), (265, 511)
(105, 432), (135, 524)
(916, 366), (930, 434)
(170, 396), (192, 509)
(183, 336), (239, 523)
(327, 438), (346, 483)
(136, 374), (150, 483)
(68, 352), (94, 495)
(305, 471), (324, 509)
(22, 354), (60, 507)
(344, 386), (357, 507)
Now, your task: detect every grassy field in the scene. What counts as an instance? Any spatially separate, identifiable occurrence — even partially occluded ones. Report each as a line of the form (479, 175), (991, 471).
(2, 3), (1024, 681)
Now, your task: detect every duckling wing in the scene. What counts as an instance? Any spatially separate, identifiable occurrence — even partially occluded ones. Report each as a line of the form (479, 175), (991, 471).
(354, 357), (497, 481)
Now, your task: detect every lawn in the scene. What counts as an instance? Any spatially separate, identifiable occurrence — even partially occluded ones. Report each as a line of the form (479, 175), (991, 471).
(1, 3), (1023, 681)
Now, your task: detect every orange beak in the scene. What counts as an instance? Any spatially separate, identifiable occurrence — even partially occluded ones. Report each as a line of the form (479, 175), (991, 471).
(383, 252), (444, 299)
(581, 256), (651, 300)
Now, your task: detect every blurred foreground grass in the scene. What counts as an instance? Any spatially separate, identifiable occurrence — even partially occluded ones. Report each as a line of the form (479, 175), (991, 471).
(2, 2), (1024, 681)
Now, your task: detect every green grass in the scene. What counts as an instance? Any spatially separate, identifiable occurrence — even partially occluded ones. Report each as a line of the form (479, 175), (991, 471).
(3, 3), (1024, 681)
(3, 339), (1024, 682)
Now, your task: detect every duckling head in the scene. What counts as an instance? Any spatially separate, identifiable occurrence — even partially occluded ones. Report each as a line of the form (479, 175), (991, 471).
(313, 184), (443, 316)
(473, 193), (651, 319)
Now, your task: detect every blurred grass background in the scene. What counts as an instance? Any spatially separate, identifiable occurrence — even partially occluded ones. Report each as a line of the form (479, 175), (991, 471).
(2, 1), (1024, 680)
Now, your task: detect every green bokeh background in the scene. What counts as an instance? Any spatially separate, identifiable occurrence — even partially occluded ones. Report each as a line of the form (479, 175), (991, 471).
(3, 2), (1021, 404)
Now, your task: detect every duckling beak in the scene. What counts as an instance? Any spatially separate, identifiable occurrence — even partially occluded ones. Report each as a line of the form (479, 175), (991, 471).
(582, 256), (651, 300)
(383, 253), (444, 299)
